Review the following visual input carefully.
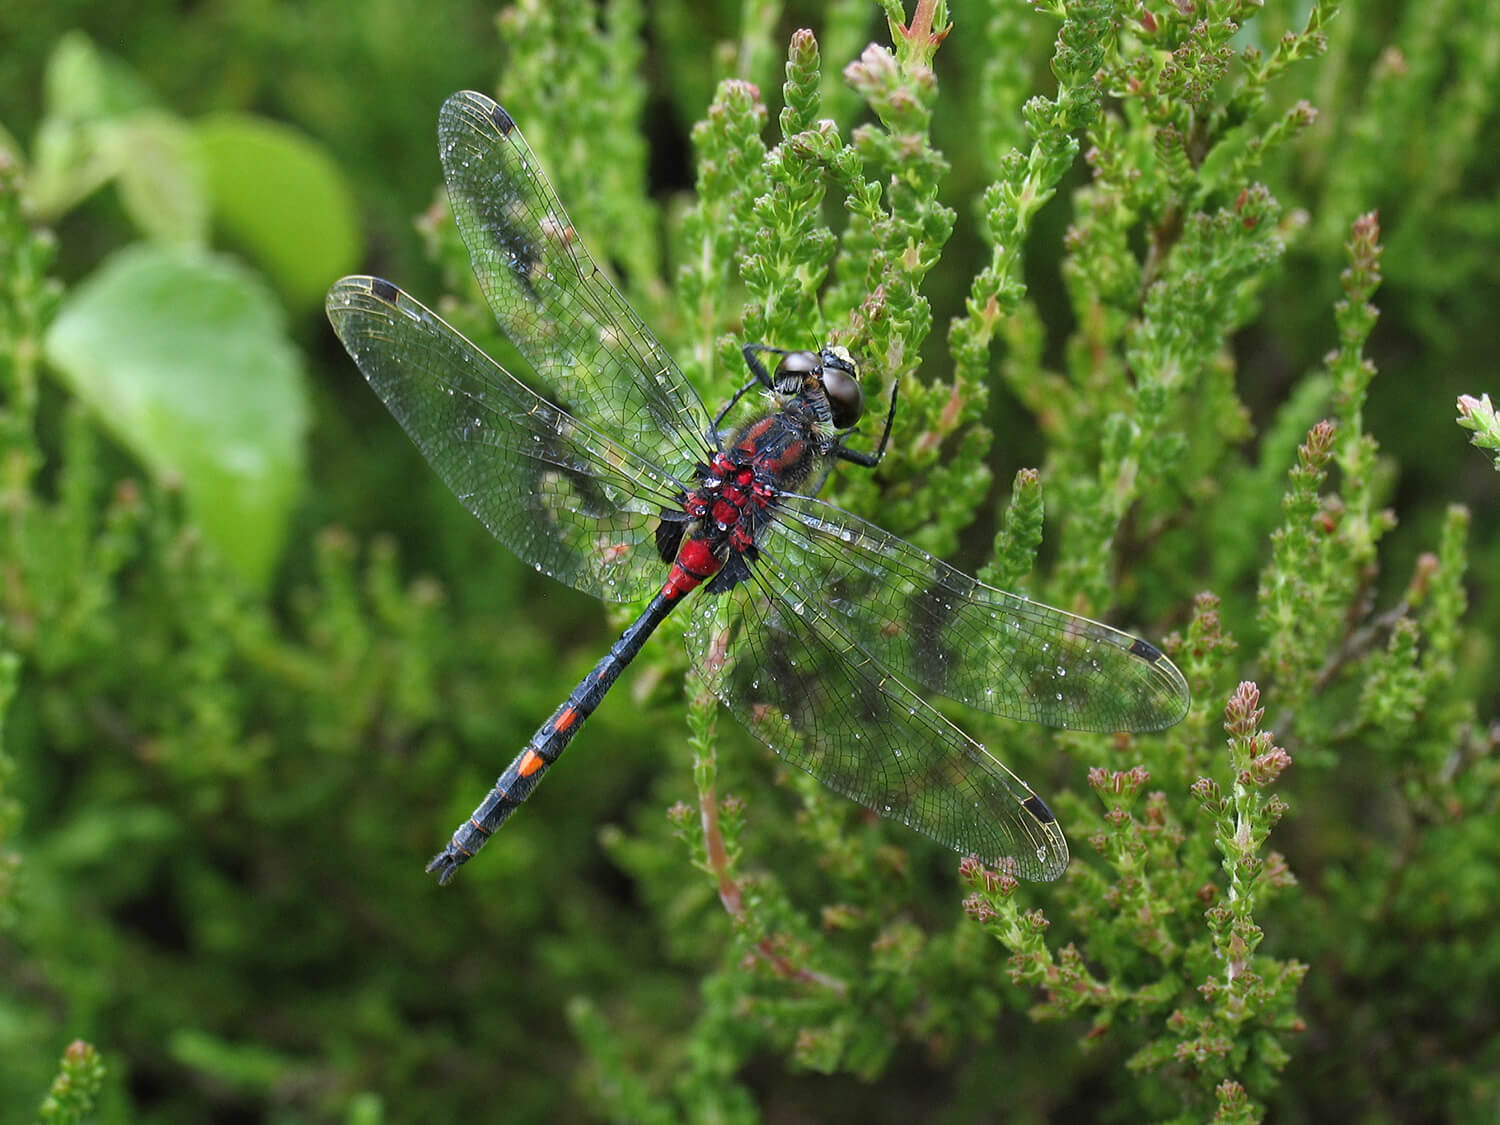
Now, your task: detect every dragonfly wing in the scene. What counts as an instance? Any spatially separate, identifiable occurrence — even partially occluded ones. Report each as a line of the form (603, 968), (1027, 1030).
(685, 546), (1069, 880)
(327, 276), (686, 603)
(438, 90), (714, 471)
(774, 495), (1191, 733)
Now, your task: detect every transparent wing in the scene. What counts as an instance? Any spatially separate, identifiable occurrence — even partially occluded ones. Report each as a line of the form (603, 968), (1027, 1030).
(327, 276), (687, 603)
(773, 494), (1191, 732)
(438, 90), (714, 471)
(686, 548), (1070, 880)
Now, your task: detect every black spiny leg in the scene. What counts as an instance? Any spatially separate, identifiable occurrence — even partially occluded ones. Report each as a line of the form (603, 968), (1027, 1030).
(709, 344), (785, 435)
(740, 343), (786, 387)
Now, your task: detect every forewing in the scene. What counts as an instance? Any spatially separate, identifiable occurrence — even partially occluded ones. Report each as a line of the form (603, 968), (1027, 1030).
(327, 276), (685, 603)
(775, 495), (1191, 733)
(438, 90), (713, 470)
(686, 548), (1069, 880)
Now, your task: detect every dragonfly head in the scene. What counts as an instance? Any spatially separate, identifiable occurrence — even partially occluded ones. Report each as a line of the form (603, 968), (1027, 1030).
(771, 346), (865, 429)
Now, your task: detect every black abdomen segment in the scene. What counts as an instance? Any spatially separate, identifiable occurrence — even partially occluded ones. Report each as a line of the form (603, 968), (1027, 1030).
(426, 591), (678, 884)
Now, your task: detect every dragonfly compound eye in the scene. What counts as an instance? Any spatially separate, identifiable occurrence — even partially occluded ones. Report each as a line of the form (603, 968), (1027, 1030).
(819, 347), (864, 429)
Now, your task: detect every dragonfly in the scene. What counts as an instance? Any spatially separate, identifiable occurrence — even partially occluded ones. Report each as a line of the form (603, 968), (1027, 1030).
(326, 90), (1190, 885)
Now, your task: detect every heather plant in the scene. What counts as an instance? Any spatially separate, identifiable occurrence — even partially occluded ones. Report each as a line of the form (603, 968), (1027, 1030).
(1, 1), (1497, 1123)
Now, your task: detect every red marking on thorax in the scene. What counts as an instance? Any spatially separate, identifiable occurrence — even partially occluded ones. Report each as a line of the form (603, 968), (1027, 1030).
(663, 418), (797, 600)
(760, 438), (807, 476)
(736, 418), (777, 453)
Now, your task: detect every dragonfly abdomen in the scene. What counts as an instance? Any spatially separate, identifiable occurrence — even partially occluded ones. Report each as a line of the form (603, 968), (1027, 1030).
(425, 589), (680, 884)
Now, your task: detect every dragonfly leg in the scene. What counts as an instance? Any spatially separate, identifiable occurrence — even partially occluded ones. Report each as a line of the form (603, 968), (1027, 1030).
(710, 344), (784, 434)
(835, 375), (900, 469)
(740, 343), (785, 387)
(711, 375), (764, 436)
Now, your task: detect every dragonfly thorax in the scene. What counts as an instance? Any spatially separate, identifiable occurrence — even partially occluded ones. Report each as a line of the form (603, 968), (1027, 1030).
(684, 449), (779, 554)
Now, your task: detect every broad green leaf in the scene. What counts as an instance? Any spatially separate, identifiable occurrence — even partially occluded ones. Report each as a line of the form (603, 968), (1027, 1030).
(196, 113), (361, 310)
(30, 33), (206, 237)
(43, 244), (308, 589)
(43, 30), (159, 123)
(112, 111), (209, 244)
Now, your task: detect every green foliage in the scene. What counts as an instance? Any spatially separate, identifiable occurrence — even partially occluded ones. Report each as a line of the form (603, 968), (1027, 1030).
(5, 32), (357, 588)
(1457, 392), (1500, 471)
(24, 33), (360, 309)
(0, 651), (20, 927)
(195, 113), (361, 308)
(1, 1), (1498, 1123)
(36, 1040), (106, 1125)
(43, 245), (309, 590)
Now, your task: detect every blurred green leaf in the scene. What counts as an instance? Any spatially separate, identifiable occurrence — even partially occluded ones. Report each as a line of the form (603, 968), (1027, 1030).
(42, 30), (159, 123)
(168, 1029), (294, 1091)
(29, 33), (208, 241)
(42, 244), (308, 589)
(28, 117), (117, 220)
(29, 32), (163, 219)
(114, 110), (209, 244)
(197, 113), (361, 310)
